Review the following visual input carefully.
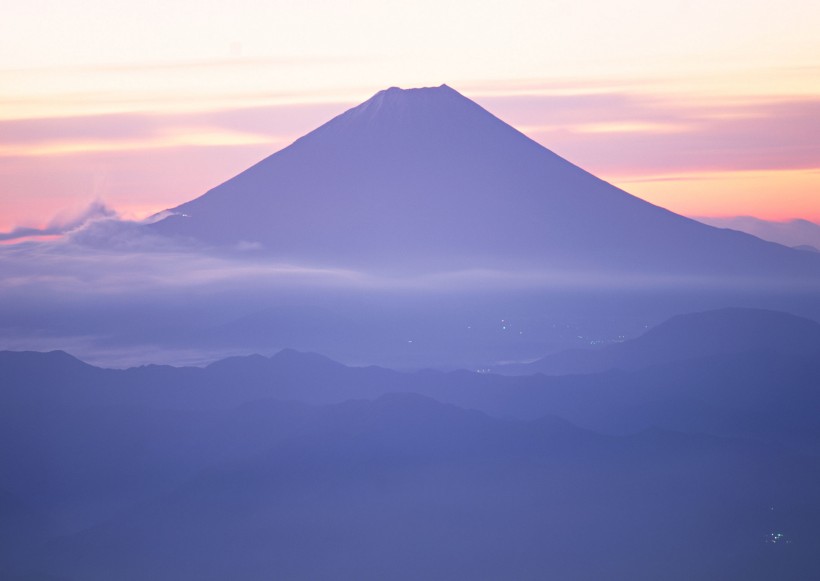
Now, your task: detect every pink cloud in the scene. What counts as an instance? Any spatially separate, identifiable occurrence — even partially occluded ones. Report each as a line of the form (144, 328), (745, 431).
(477, 94), (820, 175)
(0, 143), (273, 229)
(0, 102), (351, 151)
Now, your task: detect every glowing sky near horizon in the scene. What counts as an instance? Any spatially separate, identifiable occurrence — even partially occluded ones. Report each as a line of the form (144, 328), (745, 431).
(1, 0), (819, 231)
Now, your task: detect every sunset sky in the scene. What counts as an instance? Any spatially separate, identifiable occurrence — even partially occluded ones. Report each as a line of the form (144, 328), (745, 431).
(2, 0), (819, 232)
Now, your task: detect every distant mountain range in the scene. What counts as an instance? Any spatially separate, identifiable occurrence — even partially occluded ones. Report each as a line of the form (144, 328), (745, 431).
(4, 307), (820, 579)
(148, 85), (820, 280)
(501, 307), (820, 375)
(3, 307), (820, 430)
(698, 216), (820, 252)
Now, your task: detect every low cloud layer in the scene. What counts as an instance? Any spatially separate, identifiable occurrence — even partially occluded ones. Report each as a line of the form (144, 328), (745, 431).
(2, 228), (797, 299)
(2, 226), (819, 369)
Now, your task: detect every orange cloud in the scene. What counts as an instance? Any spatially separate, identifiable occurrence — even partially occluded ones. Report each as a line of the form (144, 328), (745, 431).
(618, 169), (820, 222)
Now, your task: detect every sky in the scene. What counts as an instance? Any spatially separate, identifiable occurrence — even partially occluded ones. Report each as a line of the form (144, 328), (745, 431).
(1, 0), (819, 232)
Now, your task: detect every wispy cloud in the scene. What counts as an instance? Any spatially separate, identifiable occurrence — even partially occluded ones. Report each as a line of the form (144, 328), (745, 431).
(478, 93), (820, 175)
(0, 55), (355, 76)
(0, 102), (349, 155)
(0, 200), (117, 242)
(4, 91), (817, 172)
(0, 229), (808, 300)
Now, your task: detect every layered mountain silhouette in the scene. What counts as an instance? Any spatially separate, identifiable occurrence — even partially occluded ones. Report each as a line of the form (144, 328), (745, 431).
(503, 307), (820, 375)
(5, 307), (820, 578)
(149, 84), (820, 278)
(27, 395), (820, 581)
(4, 308), (820, 449)
(4, 349), (820, 579)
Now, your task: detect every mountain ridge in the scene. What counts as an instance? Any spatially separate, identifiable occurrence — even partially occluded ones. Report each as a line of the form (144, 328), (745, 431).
(4, 307), (820, 452)
(502, 307), (820, 375)
(148, 85), (820, 279)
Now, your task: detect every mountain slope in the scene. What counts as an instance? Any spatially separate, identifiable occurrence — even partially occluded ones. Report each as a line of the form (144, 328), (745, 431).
(149, 85), (820, 278)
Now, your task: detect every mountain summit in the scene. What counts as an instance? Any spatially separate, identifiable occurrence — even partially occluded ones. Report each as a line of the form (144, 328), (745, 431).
(150, 85), (820, 278)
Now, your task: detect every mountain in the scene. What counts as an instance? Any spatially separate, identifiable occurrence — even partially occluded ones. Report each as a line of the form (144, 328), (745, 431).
(698, 216), (820, 250)
(149, 85), (820, 279)
(502, 307), (820, 375)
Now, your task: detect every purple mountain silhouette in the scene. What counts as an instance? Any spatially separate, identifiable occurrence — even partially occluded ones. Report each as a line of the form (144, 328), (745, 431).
(150, 85), (820, 278)
(502, 307), (820, 375)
